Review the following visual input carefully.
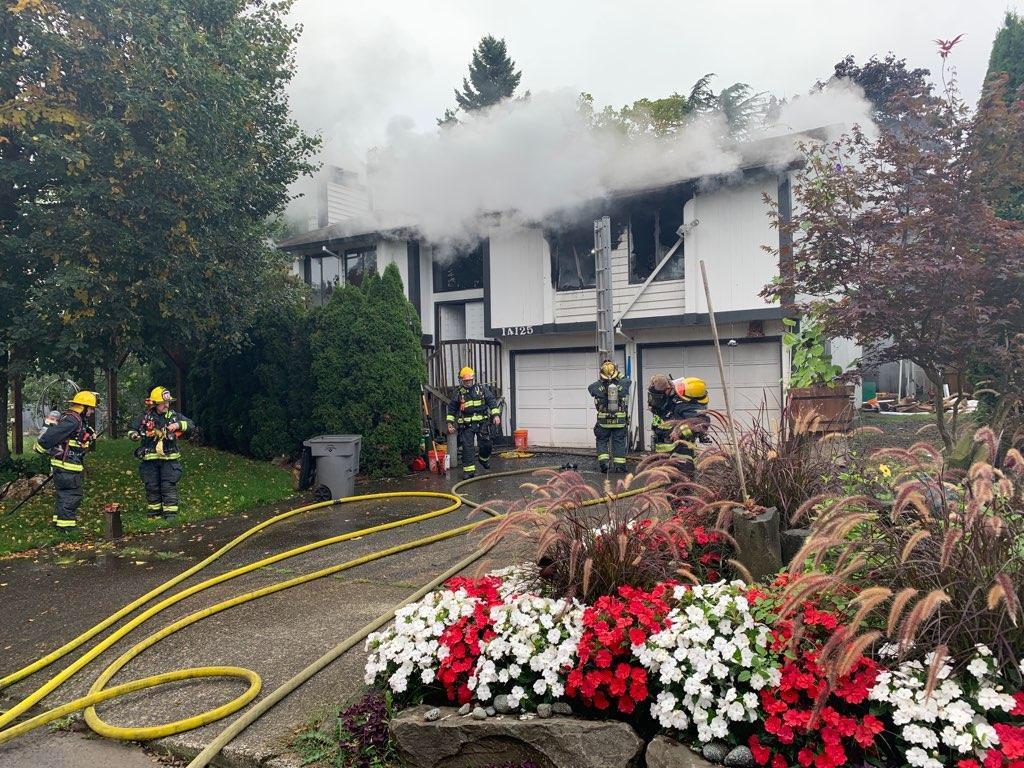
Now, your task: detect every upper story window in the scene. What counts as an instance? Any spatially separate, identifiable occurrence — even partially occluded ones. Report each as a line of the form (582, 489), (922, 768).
(548, 216), (627, 292)
(549, 221), (596, 291)
(433, 243), (484, 292)
(629, 201), (685, 284)
(345, 247), (377, 287)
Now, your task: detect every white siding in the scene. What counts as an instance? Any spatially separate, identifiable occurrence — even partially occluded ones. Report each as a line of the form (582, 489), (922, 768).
(325, 182), (370, 224)
(375, 239), (409, 290)
(488, 227), (549, 328)
(684, 178), (779, 314)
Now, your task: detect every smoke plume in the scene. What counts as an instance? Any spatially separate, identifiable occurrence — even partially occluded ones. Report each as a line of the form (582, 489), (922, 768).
(361, 81), (874, 244)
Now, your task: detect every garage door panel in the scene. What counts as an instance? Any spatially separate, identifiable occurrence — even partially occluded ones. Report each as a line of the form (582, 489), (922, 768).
(514, 350), (625, 448)
(639, 342), (782, 448)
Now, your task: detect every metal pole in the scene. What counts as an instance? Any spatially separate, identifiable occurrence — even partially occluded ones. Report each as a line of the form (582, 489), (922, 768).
(4, 475), (53, 516)
(699, 260), (749, 502)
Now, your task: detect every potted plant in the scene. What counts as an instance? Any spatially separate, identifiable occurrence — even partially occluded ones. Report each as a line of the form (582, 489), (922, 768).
(783, 315), (853, 433)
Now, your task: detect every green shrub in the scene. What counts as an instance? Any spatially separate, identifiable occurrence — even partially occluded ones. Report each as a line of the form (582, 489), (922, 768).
(186, 300), (315, 460)
(311, 263), (425, 477)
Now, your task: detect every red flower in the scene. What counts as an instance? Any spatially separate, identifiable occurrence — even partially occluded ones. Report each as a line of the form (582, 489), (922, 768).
(749, 735), (772, 766)
(995, 724), (1024, 759)
(566, 584), (671, 714)
(1013, 692), (1024, 717)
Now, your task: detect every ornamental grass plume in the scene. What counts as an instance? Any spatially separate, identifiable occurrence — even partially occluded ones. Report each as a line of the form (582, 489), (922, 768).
(697, 402), (840, 528)
(478, 463), (736, 603)
(781, 428), (1024, 689)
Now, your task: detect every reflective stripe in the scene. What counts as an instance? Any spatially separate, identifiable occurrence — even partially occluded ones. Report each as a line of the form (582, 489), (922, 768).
(51, 460), (83, 471)
(68, 440), (85, 448)
(613, 457), (627, 464)
(54, 519), (77, 528)
(463, 465), (476, 472)
(143, 453), (181, 460)
(462, 399), (484, 407)
(147, 503), (162, 510)
(178, 421), (188, 432)
(33, 443), (48, 455)
(446, 415), (455, 422)
(654, 444), (675, 453)
(489, 408), (501, 415)
(163, 505), (179, 512)
(597, 453), (610, 461)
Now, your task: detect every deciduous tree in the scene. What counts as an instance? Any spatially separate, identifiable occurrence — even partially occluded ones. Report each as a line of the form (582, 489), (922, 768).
(764, 61), (1024, 452)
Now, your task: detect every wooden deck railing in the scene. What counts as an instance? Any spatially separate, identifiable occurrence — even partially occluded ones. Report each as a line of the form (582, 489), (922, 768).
(422, 339), (504, 440)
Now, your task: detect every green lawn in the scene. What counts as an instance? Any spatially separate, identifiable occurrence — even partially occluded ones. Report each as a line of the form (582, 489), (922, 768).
(0, 439), (293, 555)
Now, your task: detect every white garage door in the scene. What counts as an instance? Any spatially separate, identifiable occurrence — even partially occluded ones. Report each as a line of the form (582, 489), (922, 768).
(514, 350), (626, 448)
(639, 341), (782, 448)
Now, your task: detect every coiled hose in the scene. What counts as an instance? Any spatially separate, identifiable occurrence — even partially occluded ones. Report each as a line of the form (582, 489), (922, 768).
(0, 466), (645, 765)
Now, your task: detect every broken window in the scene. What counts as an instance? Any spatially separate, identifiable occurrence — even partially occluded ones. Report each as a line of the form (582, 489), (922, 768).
(433, 243), (484, 292)
(548, 221), (596, 291)
(628, 201), (685, 284)
(345, 247), (377, 287)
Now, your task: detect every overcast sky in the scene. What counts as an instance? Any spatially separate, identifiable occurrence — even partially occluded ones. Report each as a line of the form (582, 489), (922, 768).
(285, 0), (1021, 174)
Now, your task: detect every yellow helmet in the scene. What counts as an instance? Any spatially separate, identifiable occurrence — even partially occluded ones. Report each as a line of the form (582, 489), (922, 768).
(148, 386), (174, 404)
(69, 391), (99, 408)
(674, 377), (709, 403)
(458, 366), (475, 381)
(599, 360), (619, 380)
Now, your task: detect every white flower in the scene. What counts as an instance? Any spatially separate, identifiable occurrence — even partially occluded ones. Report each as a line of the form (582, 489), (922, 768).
(967, 658), (990, 679)
(637, 580), (780, 741)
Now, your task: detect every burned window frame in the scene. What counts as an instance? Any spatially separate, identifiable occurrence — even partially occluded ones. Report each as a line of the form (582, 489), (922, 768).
(546, 216), (627, 292)
(432, 242), (485, 293)
(547, 221), (597, 291)
(626, 192), (688, 285)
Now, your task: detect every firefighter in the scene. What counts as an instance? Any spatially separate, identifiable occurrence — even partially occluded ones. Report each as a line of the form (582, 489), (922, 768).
(664, 377), (711, 473)
(647, 373), (677, 455)
(34, 391), (99, 531)
(588, 360), (631, 473)
(446, 367), (501, 480)
(128, 387), (195, 521)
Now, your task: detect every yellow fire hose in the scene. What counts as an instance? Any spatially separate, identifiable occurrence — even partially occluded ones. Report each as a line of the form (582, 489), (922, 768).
(0, 466), (647, 764)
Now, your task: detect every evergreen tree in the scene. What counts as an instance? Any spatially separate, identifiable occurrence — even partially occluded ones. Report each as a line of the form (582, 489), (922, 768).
(311, 264), (425, 477)
(987, 11), (1024, 100)
(982, 11), (1024, 222)
(439, 35), (522, 123)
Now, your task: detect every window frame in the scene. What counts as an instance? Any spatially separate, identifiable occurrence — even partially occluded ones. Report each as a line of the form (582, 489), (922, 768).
(548, 222), (597, 292)
(344, 247), (377, 287)
(432, 243), (485, 293)
(627, 201), (686, 285)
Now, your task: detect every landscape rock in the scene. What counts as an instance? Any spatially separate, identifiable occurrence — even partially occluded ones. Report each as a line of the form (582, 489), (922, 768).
(457, 703), (471, 716)
(471, 707), (487, 721)
(536, 703), (552, 718)
(646, 735), (717, 768)
(732, 507), (783, 580)
(724, 745), (756, 768)
(551, 702), (572, 716)
(702, 741), (731, 763)
(493, 694), (512, 714)
(424, 708), (442, 722)
(391, 705), (644, 768)
(485, 707), (496, 717)
(781, 527), (811, 564)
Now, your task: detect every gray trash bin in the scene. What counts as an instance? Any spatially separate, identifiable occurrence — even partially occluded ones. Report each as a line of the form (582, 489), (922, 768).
(303, 435), (362, 499)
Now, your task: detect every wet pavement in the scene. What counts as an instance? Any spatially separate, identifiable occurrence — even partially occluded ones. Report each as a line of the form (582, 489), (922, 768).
(0, 451), (608, 767)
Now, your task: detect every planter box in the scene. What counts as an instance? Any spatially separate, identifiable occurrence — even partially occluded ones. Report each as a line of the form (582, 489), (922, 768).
(787, 385), (854, 433)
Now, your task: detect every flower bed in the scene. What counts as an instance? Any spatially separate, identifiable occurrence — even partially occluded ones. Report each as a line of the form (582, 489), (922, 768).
(368, 445), (1024, 768)
(366, 566), (1024, 768)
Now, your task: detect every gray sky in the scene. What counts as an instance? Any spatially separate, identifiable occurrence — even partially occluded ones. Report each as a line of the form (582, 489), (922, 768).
(286, 0), (1020, 174)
